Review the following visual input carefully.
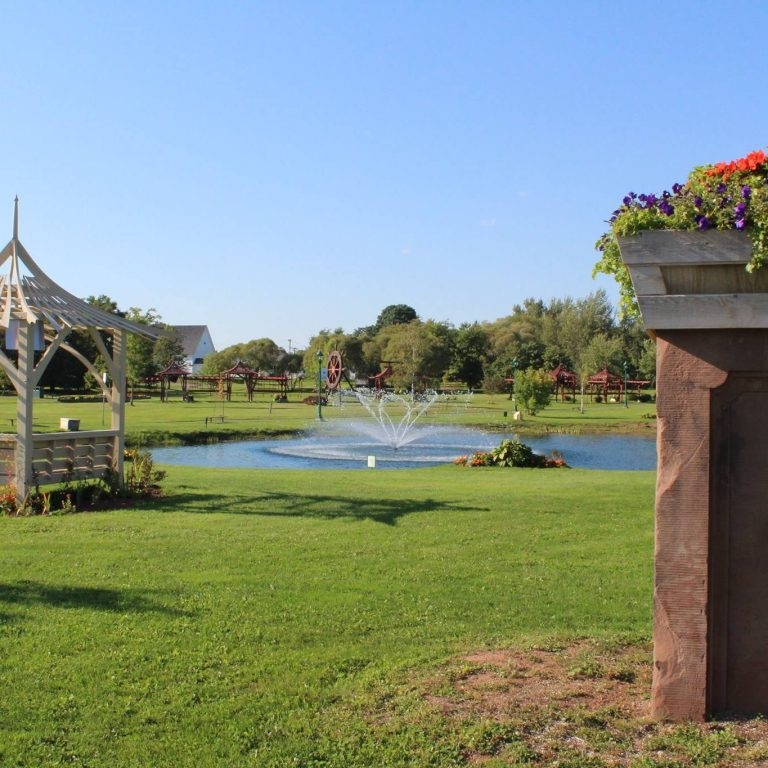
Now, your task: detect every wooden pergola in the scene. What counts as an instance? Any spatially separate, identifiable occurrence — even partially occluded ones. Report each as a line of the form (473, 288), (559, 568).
(550, 363), (577, 401)
(219, 359), (258, 401)
(587, 367), (623, 400)
(155, 362), (191, 402)
(0, 199), (161, 502)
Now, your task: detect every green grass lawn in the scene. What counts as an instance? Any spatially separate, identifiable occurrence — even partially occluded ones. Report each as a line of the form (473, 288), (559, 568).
(1, 466), (655, 767)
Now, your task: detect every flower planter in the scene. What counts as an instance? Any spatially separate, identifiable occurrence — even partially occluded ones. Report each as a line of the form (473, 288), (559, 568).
(617, 230), (768, 330)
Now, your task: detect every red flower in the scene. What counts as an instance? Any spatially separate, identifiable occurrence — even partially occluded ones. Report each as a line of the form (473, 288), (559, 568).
(706, 149), (767, 180)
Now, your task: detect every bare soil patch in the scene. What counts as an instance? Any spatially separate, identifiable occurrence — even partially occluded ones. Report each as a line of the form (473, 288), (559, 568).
(423, 640), (768, 766)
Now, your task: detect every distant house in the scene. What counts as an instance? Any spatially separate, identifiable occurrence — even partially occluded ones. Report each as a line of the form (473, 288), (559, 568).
(172, 325), (216, 373)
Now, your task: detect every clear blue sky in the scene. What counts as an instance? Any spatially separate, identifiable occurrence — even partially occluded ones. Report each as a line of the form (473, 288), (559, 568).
(4, 1), (768, 352)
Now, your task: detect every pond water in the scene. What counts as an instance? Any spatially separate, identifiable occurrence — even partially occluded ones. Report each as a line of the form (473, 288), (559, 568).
(151, 425), (656, 471)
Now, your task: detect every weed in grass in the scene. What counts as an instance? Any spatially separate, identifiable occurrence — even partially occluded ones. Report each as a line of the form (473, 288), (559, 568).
(462, 719), (523, 758)
(646, 723), (740, 765)
(567, 657), (605, 680)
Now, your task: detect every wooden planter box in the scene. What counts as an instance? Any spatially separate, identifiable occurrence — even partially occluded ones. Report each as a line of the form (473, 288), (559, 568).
(618, 230), (768, 330)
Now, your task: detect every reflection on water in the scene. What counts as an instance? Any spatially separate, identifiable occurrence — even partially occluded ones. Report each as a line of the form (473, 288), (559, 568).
(152, 425), (656, 471)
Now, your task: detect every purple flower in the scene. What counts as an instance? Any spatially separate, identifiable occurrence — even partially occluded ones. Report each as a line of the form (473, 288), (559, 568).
(734, 201), (748, 230)
(696, 214), (711, 230)
(659, 199), (675, 216)
(694, 196), (703, 209)
(742, 185), (752, 200)
(672, 183), (684, 195)
(716, 183), (727, 194)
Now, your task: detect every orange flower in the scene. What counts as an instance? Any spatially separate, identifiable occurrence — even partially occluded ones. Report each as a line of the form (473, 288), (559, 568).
(706, 149), (767, 179)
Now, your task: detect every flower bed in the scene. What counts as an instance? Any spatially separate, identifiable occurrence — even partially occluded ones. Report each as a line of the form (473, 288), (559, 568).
(454, 439), (567, 468)
(595, 148), (768, 312)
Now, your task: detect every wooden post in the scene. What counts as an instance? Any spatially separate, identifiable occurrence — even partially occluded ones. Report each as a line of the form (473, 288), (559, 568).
(110, 329), (126, 488)
(14, 321), (36, 503)
(619, 230), (768, 720)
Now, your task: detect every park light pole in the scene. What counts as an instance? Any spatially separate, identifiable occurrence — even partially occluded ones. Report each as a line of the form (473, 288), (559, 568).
(623, 360), (629, 408)
(511, 357), (518, 411)
(316, 350), (324, 420)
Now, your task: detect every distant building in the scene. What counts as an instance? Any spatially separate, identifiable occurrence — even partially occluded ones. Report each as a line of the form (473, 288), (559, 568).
(172, 325), (216, 373)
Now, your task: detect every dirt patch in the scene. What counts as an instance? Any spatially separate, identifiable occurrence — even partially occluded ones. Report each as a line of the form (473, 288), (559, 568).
(423, 640), (768, 766)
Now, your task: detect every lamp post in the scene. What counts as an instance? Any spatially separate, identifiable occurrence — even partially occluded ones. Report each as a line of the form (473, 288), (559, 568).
(511, 357), (518, 411)
(623, 360), (629, 408)
(316, 350), (324, 420)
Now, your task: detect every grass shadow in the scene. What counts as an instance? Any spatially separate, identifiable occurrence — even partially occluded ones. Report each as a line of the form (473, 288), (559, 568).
(0, 579), (190, 617)
(157, 489), (485, 525)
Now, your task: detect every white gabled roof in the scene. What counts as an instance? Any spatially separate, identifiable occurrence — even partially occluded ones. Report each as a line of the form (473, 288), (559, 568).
(0, 198), (160, 339)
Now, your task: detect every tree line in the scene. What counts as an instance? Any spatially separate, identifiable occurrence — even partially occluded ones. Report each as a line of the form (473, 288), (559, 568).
(14, 292), (654, 395)
(297, 293), (654, 394)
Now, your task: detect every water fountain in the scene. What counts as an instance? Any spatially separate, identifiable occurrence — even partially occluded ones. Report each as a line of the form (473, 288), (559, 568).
(347, 388), (440, 449)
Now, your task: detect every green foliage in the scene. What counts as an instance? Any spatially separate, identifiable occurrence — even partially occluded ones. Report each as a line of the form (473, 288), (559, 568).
(455, 439), (567, 468)
(124, 448), (167, 493)
(367, 320), (454, 389)
(152, 325), (186, 369)
(375, 303), (418, 330)
(491, 439), (535, 466)
(125, 306), (163, 384)
(202, 337), (282, 374)
(514, 367), (553, 415)
(448, 322), (489, 389)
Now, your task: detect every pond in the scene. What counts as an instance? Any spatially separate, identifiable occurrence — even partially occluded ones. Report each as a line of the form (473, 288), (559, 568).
(151, 425), (656, 471)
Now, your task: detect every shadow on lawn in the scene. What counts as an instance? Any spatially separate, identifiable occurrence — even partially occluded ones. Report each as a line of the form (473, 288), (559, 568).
(163, 489), (485, 526)
(0, 580), (189, 618)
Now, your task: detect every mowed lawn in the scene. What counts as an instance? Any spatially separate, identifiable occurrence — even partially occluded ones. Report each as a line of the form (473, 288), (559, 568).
(0, 466), (654, 767)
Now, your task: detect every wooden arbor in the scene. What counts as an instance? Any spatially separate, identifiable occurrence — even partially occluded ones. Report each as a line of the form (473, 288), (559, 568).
(220, 360), (258, 401)
(0, 199), (160, 502)
(587, 368), (623, 400)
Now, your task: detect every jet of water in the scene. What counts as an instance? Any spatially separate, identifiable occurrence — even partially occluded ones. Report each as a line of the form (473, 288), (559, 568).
(352, 388), (440, 449)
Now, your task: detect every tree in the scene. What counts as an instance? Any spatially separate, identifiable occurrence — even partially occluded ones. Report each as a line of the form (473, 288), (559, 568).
(203, 338), (282, 374)
(637, 337), (657, 383)
(302, 331), (367, 383)
(448, 323), (489, 389)
(374, 304), (418, 331)
(125, 307), (163, 386)
(370, 320), (452, 391)
(553, 292), (617, 413)
(581, 332), (624, 376)
(514, 367), (553, 415)
(152, 326), (186, 370)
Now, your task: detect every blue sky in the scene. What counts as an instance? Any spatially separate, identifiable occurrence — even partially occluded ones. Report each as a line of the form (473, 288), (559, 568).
(4, 1), (768, 351)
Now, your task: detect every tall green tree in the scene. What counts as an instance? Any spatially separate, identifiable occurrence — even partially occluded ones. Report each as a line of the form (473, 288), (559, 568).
(374, 304), (418, 331)
(152, 326), (186, 370)
(126, 307), (163, 386)
(371, 320), (452, 391)
(204, 338), (282, 374)
(448, 323), (489, 389)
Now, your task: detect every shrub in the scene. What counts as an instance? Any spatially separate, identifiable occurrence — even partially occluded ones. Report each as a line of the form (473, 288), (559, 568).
(455, 439), (567, 469)
(514, 368), (553, 415)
